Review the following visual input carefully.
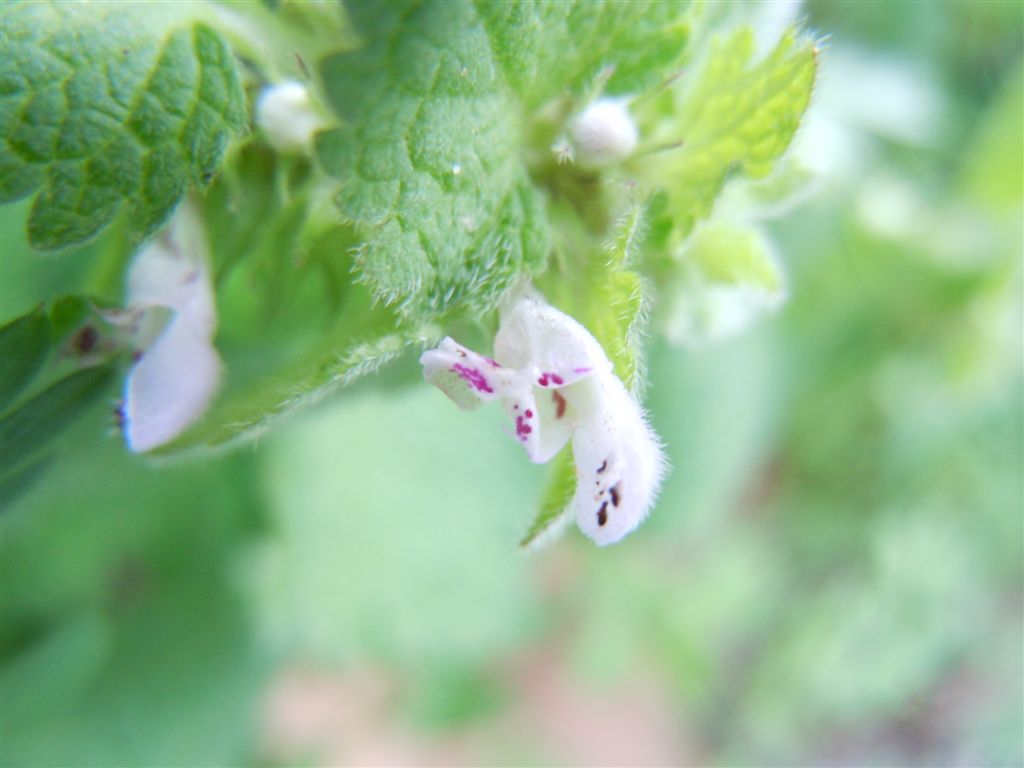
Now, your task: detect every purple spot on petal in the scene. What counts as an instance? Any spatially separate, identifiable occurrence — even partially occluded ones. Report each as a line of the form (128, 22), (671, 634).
(485, 357), (501, 368)
(525, 409), (533, 418)
(452, 363), (493, 393)
(515, 415), (532, 440)
(573, 367), (592, 375)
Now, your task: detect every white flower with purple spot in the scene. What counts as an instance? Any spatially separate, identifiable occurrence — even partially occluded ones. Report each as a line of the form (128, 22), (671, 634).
(421, 290), (666, 546)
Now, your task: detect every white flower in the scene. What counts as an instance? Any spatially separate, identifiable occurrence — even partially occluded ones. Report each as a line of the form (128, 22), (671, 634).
(662, 223), (787, 347)
(562, 98), (639, 169)
(421, 291), (666, 546)
(121, 200), (221, 453)
(256, 80), (323, 153)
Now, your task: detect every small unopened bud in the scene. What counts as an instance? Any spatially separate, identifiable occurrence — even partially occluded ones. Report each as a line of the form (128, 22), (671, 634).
(256, 80), (323, 153)
(567, 98), (638, 168)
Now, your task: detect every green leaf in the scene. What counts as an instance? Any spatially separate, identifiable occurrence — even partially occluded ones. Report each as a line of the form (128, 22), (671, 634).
(1, 2), (246, 251)
(316, 1), (691, 321)
(645, 27), (817, 235)
(476, 1), (691, 106)
(160, 315), (439, 454)
(316, 2), (544, 319)
(0, 306), (50, 412)
(520, 449), (575, 550)
(0, 365), (116, 471)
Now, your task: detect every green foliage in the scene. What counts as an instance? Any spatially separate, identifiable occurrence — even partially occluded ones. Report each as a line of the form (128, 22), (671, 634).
(2, 1), (1021, 766)
(642, 27), (817, 237)
(687, 223), (781, 291)
(316, 1), (549, 320)
(0, 1), (245, 251)
(0, 307), (50, 411)
(476, 0), (691, 106)
(317, 1), (691, 321)
(519, 450), (576, 549)
(0, 299), (122, 505)
(247, 386), (538, 665)
(1, 420), (269, 766)
(0, 365), (116, 474)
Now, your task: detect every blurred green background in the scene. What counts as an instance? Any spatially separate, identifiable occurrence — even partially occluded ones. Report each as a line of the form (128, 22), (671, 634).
(2, 1), (1021, 766)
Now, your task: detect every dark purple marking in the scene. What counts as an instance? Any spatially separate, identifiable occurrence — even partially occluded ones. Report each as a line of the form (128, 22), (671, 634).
(525, 409), (533, 418)
(537, 374), (548, 387)
(552, 390), (567, 419)
(596, 460), (608, 474)
(573, 367), (592, 374)
(452, 364), (493, 393)
(609, 484), (621, 508)
(597, 501), (608, 527)
(515, 415), (532, 440)
(547, 372), (564, 385)
(73, 326), (99, 354)
(113, 402), (126, 430)
(485, 357), (501, 368)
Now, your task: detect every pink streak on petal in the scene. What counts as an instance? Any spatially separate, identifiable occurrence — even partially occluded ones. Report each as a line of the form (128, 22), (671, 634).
(452, 363), (493, 393)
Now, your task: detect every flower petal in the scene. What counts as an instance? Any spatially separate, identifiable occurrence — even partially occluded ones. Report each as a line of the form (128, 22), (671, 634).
(570, 374), (667, 546)
(500, 381), (575, 464)
(495, 291), (611, 389)
(420, 337), (516, 411)
(124, 314), (221, 453)
(127, 201), (215, 335)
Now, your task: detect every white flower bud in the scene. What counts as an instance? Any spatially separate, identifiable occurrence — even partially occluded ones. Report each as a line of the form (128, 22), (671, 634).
(256, 80), (323, 153)
(567, 98), (639, 168)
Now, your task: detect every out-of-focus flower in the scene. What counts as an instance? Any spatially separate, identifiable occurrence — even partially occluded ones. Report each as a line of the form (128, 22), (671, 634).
(121, 200), (221, 453)
(256, 80), (324, 153)
(662, 222), (786, 347)
(421, 290), (665, 546)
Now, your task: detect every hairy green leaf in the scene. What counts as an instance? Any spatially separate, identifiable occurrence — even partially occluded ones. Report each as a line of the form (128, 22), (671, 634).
(317, 1), (691, 321)
(476, 0), (691, 106)
(645, 27), (817, 235)
(161, 312), (439, 454)
(0, 1), (246, 251)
